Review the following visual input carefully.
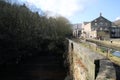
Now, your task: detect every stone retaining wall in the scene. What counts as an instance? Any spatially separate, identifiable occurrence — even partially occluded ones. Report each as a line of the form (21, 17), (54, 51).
(67, 39), (116, 80)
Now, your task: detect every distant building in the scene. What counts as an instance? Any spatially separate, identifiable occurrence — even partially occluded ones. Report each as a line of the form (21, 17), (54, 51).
(72, 23), (82, 38)
(91, 13), (112, 39)
(110, 21), (120, 38)
(91, 13), (112, 31)
(74, 13), (120, 39)
(81, 13), (114, 39)
(110, 27), (120, 38)
(81, 22), (97, 38)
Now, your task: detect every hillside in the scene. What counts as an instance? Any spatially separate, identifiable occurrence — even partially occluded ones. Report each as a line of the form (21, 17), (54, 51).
(114, 19), (120, 27)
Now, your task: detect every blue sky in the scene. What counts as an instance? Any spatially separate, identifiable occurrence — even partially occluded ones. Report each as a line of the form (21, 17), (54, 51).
(9, 0), (120, 24)
(70, 0), (120, 23)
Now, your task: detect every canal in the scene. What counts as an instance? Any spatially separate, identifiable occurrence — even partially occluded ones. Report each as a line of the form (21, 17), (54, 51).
(86, 40), (120, 80)
(0, 53), (66, 80)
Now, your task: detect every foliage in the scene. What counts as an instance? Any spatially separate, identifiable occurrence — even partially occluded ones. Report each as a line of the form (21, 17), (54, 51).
(0, 0), (72, 63)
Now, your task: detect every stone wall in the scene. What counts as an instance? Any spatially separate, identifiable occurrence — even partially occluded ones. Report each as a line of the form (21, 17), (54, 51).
(67, 39), (116, 80)
(96, 60), (116, 80)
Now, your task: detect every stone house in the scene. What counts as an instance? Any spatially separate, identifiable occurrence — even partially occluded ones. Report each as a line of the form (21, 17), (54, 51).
(72, 23), (82, 38)
(91, 13), (112, 39)
(81, 13), (112, 39)
(81, 22), (97, 38)
(110, 26), (120, 38)
(74, 13), (120, 39)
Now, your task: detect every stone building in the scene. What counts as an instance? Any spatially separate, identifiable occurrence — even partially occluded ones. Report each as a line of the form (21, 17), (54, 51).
(72, 23), (82, 38)
(81, 13), (112, 39)
(110, 27), (120, 38)
(81, 22), (97, 38)
(91, 13), (112, 31)
(74, 13), (120, 39)
(91, 13), (112, 39)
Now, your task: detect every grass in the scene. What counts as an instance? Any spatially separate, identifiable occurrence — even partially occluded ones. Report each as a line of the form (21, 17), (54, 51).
(74, 39), (120, 66)
(86, 39), (120, 51)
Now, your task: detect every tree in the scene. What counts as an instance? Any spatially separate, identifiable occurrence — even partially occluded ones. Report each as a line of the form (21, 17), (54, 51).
(0, 0), (72, 63)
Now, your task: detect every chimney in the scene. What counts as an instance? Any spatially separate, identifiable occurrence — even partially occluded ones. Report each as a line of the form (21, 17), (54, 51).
(100, 12), (102, 16)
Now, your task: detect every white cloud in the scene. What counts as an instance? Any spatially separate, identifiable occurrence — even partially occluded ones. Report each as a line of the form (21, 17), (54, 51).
(22, 0), (94, 17)
(115, 17), (120, 21)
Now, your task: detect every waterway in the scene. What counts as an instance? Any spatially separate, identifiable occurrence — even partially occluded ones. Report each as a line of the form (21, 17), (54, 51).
(98, 45), (120, 57)
(0, 53), (66, 80)
(86, 40), (120, 57)
(86, 41), (120, 80)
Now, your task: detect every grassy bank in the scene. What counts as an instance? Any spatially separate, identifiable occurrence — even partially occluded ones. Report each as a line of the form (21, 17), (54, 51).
(86, 39), (120, 65)
(73, 39), (120, 66)
(86, 39), (120, 51)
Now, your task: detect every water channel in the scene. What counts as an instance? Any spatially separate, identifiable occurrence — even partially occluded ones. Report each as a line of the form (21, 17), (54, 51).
(86, 41), (120, 57)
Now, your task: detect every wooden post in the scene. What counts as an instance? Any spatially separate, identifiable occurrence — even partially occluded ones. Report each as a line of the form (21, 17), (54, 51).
(107, 48), (110, 58)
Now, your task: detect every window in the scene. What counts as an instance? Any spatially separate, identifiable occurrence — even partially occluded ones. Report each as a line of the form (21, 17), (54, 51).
(100, 28), (102, 30)
(106, 23), (108, 26)
(105, 28), (108, 31)
(71, 43), (74, 51)
(99, 22), (103, 26)
(112, 29), (115, 32)
(95, 23), (97, 26)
